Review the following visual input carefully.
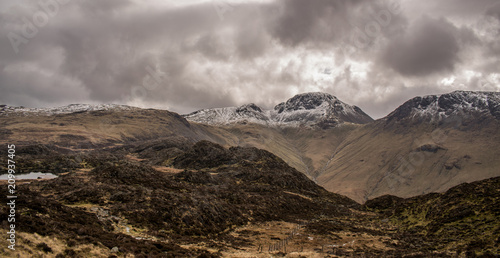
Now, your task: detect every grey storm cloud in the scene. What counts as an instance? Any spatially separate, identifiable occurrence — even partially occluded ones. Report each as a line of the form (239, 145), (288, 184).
(380, 17), (461, 76)
(0, 0), (499, 118)
(487, 2), (500, 20)
(269, 0), (407, 48)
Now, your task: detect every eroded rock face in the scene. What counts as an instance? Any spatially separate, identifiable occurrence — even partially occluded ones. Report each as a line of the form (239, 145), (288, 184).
(236, 103), (263, 113)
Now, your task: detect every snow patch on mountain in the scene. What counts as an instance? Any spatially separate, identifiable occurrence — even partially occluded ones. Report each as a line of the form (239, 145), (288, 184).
(0, 104), (136, 116)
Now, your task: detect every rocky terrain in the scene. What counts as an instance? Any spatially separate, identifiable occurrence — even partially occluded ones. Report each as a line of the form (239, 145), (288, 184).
(366, 176), (500, 256)
(0, 140), (357, 257)
(1, 140), (499, 257)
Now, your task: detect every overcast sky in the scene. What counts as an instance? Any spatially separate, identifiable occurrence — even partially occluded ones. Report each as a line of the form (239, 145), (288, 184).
(1, 0), (499, 118)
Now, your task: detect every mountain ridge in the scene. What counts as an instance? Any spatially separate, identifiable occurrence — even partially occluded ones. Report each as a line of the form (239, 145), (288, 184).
(184, 92), (374, 128)
(385, 90), (500, 123)
(3, 90), (498, 123)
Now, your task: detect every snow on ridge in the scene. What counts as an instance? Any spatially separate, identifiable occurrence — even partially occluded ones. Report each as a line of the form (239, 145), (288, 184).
(388, 90), (500, 121)
(184, 105), (271, 126)
(0, 104), (136, 116)
(184, 92), (373, 127)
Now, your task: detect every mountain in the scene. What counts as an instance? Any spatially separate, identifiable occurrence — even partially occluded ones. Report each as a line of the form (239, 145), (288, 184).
(184, 90), (500, 203)
(386, 90), (500, 124)
(184, 92), (373, 128)
(182, 103), (271, 126)
(272, 92), (374, 127)
(0, 103), (239, 148)
(316, 90), (500, 202)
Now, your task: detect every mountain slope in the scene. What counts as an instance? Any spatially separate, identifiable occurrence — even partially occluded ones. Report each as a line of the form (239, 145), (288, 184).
(316, 91), (500, 202)
(0, 104), (237, 149)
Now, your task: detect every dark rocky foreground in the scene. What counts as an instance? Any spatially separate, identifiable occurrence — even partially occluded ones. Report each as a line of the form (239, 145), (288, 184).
(366, 177), (500, 256)
(0, 139), (499, 257)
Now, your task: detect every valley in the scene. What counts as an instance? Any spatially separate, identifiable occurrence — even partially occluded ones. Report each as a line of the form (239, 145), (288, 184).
(1, 91), (499, 203)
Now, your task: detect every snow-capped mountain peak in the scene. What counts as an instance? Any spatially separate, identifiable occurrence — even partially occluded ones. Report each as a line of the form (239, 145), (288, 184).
(274, 92), (337, 113)
(184, 92), (373, 128)
(386, 90), (500, 123)
(271, 92), (373, 127)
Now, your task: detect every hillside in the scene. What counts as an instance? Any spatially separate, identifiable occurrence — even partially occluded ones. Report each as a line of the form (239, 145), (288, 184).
(0, 106), (234, 148)
(365, 176), (500, 256)
(0, 140), (361, 257)
(1, 140), (498, 256)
